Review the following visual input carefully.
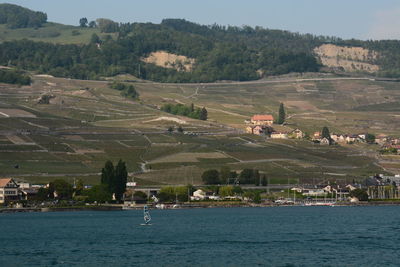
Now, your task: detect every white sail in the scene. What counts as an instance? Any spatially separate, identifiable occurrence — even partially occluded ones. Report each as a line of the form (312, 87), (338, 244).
(143, 205), (151, 224)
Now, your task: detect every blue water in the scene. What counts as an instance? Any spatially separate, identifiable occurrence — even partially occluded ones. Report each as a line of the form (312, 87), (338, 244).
(1, 206), (400, 267)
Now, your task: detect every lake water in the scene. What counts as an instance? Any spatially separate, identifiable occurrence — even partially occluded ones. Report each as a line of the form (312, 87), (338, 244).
(1, 206), (400, 267)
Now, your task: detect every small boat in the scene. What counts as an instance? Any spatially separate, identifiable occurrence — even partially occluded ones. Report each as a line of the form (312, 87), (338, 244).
(140, 205), (152, 226)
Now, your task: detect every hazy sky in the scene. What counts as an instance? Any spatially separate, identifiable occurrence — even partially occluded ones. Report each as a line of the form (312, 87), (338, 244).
(2, 0), (400, 40)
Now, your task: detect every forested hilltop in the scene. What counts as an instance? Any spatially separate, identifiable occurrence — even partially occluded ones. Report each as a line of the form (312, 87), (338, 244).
(1, 4), (400, 82)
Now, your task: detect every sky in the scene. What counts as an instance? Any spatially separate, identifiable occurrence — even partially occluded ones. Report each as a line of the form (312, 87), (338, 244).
(2, 0), (400, 40)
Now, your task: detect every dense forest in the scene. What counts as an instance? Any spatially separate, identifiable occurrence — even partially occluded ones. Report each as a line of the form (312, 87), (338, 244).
(2, 5), (400, 82)
(0, 4), (47, 28)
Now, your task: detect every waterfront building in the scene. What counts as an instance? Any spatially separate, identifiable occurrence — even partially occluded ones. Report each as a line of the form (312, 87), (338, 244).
(0, 178), (19, 204)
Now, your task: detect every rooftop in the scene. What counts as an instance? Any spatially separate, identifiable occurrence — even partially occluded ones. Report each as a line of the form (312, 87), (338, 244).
(251, 115), (274, 121)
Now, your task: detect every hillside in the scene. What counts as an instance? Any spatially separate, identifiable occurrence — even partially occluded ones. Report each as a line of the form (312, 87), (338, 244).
(2, 4), (400, 83)
(0, 74), (398, 186)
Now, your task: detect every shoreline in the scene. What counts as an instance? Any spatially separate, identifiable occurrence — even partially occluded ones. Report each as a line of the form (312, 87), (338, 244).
(2, 200), (400, 213)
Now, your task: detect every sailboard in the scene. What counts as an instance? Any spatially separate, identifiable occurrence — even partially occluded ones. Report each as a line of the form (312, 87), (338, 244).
(140, 205), (152, 226)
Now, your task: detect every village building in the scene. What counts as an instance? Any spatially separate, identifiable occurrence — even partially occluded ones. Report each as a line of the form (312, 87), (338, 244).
(320, 137), (330, 145)
(345, 134), (360, 143)
(0, 178), (19, 204)
(330, 134), (341, 143)
(246, 125), (272, 136)
(191, 189), (206, 201)
(302, 188), (326, 197)
(270, 132), (288, 139)
(375, 134), (388, 145)
(246, 125), (266, 135)
(250, 115), (274, 126)
(313, 131), (321, 140)
(357, 133), (367, 141)
(290, 129), (305, 139)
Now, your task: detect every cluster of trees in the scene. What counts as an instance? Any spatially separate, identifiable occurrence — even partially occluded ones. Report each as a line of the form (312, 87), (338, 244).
(109, 82), (139, 99)
(36, 179), (75, 201)
(161, 103), (207, 120)
(157, 185), (194, 202)
(0, 4), (47, 28)
(0, 69), (31, 85)
(79, 17), (96, 28)
(201, 167), (267, 186)
(99, 160), (128, 202)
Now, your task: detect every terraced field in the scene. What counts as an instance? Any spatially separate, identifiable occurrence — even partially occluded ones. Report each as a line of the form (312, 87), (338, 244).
(0, 74), (398, 185)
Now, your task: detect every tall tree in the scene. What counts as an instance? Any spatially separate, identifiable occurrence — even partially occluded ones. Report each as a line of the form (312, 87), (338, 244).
(79, 17), (88, 27)
(321, 126), (331, 139)
(101, 160), (115, 193)
(278, 102), (286, 124)
(114, 159), (128, 202)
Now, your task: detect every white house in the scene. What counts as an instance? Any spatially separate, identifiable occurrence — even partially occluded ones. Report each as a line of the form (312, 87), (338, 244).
(0, 178), (19, 204)
(320, 137), (330, 145)
(191, 189), (206, 201)
(270, 132), (288, 139)
(302, 189), (326, 196)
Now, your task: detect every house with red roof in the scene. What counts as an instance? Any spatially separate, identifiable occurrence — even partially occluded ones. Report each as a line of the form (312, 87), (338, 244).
(0, 178), (19, 204)
(250, 114), (274, 126)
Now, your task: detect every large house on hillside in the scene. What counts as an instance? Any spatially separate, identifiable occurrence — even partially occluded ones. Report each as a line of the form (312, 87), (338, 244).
(250, 115), (274, 126)
(0, 178), (19, 204)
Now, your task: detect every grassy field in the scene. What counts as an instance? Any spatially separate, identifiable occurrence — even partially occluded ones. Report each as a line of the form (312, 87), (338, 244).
(0, 23), (116, 44)
(0, 74), (398, 185)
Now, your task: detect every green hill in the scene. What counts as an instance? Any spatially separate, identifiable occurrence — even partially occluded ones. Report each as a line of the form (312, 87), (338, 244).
(2, 4), (400, 83)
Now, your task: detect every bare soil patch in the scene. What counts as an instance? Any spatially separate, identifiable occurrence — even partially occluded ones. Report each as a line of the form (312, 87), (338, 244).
(314, 44), (379, 73)
(142, 51), (195, 72)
